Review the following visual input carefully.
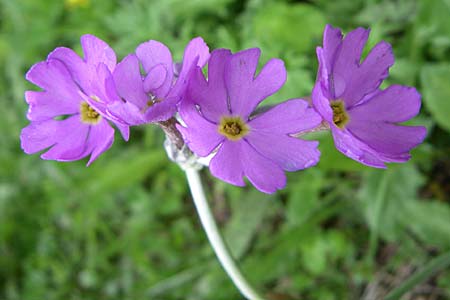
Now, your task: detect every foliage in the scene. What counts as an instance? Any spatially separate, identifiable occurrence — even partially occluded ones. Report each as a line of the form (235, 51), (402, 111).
(0, 0), (449, 299)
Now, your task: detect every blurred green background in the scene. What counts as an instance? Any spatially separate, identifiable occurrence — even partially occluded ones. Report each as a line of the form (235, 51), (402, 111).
(1, 0), (450, 299)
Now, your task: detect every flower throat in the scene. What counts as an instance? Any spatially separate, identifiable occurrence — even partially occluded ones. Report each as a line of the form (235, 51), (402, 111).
(330, 100), (349, 129)
(218, 116), (249, 141)
(80, 102), (102, 125)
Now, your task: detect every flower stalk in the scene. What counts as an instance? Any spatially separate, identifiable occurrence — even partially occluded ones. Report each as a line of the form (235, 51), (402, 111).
(184, 167), (266, 300)
(158, 117), (186, 150)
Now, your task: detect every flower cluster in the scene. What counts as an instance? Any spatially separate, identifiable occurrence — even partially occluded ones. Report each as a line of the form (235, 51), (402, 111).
(20, 25), (426, 193)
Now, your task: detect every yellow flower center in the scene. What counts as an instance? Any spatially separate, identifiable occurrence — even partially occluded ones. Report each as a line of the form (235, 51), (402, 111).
(218, 116), (249, 141)
(80, 102), (102, 125)
(330, 100), (349, 129)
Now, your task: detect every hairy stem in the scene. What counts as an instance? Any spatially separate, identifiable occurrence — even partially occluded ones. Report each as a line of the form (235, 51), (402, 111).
(158, 117), (185, 150)
(185, 168), (265, 300)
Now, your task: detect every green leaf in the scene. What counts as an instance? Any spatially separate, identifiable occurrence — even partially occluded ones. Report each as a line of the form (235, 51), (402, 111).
(359, 164), (424, 245)
(414, 0), (450, 58)
(224, 190), (277, 259)
(421, 64), (450, 132)
(251, 3), (326, 54)
(78, 149), (167, 197)
(385, 251), (450, 300)
(360, 163), (450, 252)
(299, 232), (328, 275)
(389, 58), (420, 86)
(401, 199), (450, 249)
(285, 170), (323, 226)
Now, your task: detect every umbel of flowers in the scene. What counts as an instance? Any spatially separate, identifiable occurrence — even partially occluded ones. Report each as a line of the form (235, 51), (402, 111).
(21, 25), (426, 193)
(19, 25), (427, 300)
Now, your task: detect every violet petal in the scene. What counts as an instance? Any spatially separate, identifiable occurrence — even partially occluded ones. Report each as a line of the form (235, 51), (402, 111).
(332, 27), (369, 99)
(113, 54), (148, 108)
(225, 48), (286, 119)
(136, 40), (173, 98)
(86, 119), (115, 165)
(177, 101), (224, 157)
(347, 121), (426, 155)
(249, 99), (322, 134)
(349, 85), (422, 123)
(209, 140), (246, 187)
(81, 34), (117, 71)
(341, 41), (394, 108)
(246, 132), (320, 172)
(186, 49), (232, 123)
(241, 141), (286, 194)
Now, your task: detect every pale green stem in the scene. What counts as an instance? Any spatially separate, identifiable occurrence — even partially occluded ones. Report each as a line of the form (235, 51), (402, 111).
(184, 167), (266, 300)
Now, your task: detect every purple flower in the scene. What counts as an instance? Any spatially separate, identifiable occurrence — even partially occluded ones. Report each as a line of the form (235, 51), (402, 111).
(107, 37), (210, 125)
(20, 34), (129, 165)
(178, 49), (322, 193)
(312, 25), (427, 168)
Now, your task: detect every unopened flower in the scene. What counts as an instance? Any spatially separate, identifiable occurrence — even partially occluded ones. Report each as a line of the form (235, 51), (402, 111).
(312, 25), (426, 168)
(178, 49), (321, 193)
(20, 35), (129, 165)
(107, 37), (209, 125)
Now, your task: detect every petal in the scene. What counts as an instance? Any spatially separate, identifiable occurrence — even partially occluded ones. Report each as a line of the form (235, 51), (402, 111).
(347, 121), (426, 155)
(144, 64), (171, 100)
(144, 95), (178, 123)
(181, 37), (210, 69)
(136, 40), (173, 97)
(107, 65), (176, 127)
(186, 49), (232, 122)
(331, 127), (387, 168)
(251, 58), (287, 109)
(171, 37), (210, 100)
(322, 24), (343, 75)
(177, 101), (224, 157)
(312, 47), (334, 123)
(107, 101), (146, 126)
(143, 64), (167, 92)
(246, 132), (320, 172)
(209, 140), (287, 193)
(136, 40), (173, 73)
(113, 54), (148, 108)
(241, 142), (286, 194)
(21, 118), (64, 154)
(349, 85), (422, 123)
(26, 59), (81, 100)
(86, 119), (115, 165)
(209, 140), (245, 187)
(47, 47), (91, 89)
(173, 62), (182, 77)
(225, 48), (286, 118)
(116, 122), (130, 141)
(224, 48), (260, 116)
(80, 34), (116, 71)
(83, 63), (125, 126)
(341, 41), (394, 108)
(249, 99), (322, 134)
(371, 151), (414, 164)
(177, 37), (210, 81)
(25, 90), (79, 121)
(331, 27), (370, 99)
(25, 59), (83, 121)
(88, 63), (120, 105)
(21, 115), (90, 161)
